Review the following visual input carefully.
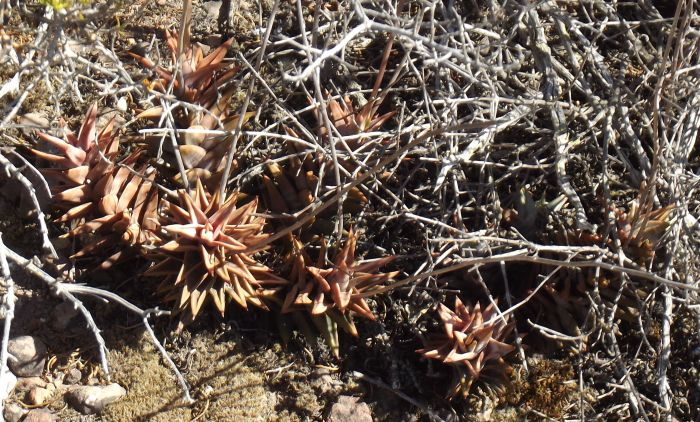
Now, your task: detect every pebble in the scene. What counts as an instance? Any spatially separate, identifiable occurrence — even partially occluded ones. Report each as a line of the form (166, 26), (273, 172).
(27, 386), (53, 405)
(8, 336), (47, 377)
(63, 367), (82, 385)
(116, 96), (128, 113)
(3, 402), (26, 422)
(14, 376), (47, 391)
(23, 409), (55, 422)
(203, 1), (222, 20)
(328, 395), (373, 422)
(65, 383), (126, 415)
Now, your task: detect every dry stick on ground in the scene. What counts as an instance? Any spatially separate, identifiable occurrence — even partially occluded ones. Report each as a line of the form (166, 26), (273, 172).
(303, 0), (345, 237)
(525, 8), (593, 232)
(649, 1), (693, 416)
(243, 121), (497, 254)
(2, 245), (111, 381)
(0, 152), (57, 259)
(0, 244), (194, 403)
(217, 0), (279, 204)
(0, 233), (16, 419)
(365, 249), (697, 297)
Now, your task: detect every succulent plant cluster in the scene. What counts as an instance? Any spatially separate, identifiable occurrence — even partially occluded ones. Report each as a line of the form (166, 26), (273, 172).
(502, 190), (675, 350)
(278, 231), (398, 355)
(25, 25), (526, 403)
(30, 104), (159, 269)
(25, 27), (406, 353)
(144, 181), (288, 329)
(418, 298), (515, 398)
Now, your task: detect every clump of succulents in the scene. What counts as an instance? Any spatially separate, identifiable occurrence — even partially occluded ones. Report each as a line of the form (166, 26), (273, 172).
(130, 29), (238, 129)
(143, 180), (287, 329)
(132, 29), (259, 191)
(29, 104), (159, 268)
(279, 230), (398, 355)
(418, 297), (515, 398)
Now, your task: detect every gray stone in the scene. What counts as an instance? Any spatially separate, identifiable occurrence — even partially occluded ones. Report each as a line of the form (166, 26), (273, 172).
(8, 336), (47, 377)
(23, 409), (55, 422)
(329, 395), (373, 422)
(3, 402), (26, 422)
(65, 383), (126, 415)
(203, 1), (222, 20)
(63, 367), (82, 385)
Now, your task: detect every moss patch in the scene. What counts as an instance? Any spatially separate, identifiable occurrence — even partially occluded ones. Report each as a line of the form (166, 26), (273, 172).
(102, 335), (192, 421)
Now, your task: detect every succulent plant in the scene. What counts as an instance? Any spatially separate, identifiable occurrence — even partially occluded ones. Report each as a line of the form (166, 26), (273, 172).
(282, 231), (397, 320)
(318, 93), (395, 140)
(614, 201), (674, 262)
(261, 127), (368, 224)
(29, 104), (159, 268)
(278, 230), (398, 355)
(418, 297), (515, 398)
(143, 180), (287, 328)
(131, 28), (256, 189)
(130, 29), (238, 129)
(30, 104), (117, 197)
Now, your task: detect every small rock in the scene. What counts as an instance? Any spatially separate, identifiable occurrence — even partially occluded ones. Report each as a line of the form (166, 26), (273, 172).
(27, 386), (53, 405)
(3, 402), (26, 422)
(328, 395), (373, 422)
(116, 97), (128, 113)
(51, 302), (79, 331)
(23, 409), (55, 422)
(8, 336), (47, 377)
(203, 1), (222, 20)
(65, 383), (126, 415)
(15, 376), (47, 391)
(63, 368), (82, 385)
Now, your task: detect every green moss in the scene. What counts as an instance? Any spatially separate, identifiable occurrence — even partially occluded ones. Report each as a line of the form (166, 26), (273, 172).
(506, 357), (579, 419)
(102, 336), (191, 421)
(99, 332), (313, 421)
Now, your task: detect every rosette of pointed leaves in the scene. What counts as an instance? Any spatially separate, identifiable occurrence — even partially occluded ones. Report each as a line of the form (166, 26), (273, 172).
(144, 181), (287, 328)
(29, 104), (159, 267)
(319, 93), (395, 140)
(262, 91), (394, 219)
(30, 104), (117, 203)
(261, 127), (367, 220)
(418, 298), (515, 398)
(130, 29), (238, 129)
(63, 155), (160, 268)
(281, 230), (398, 336)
